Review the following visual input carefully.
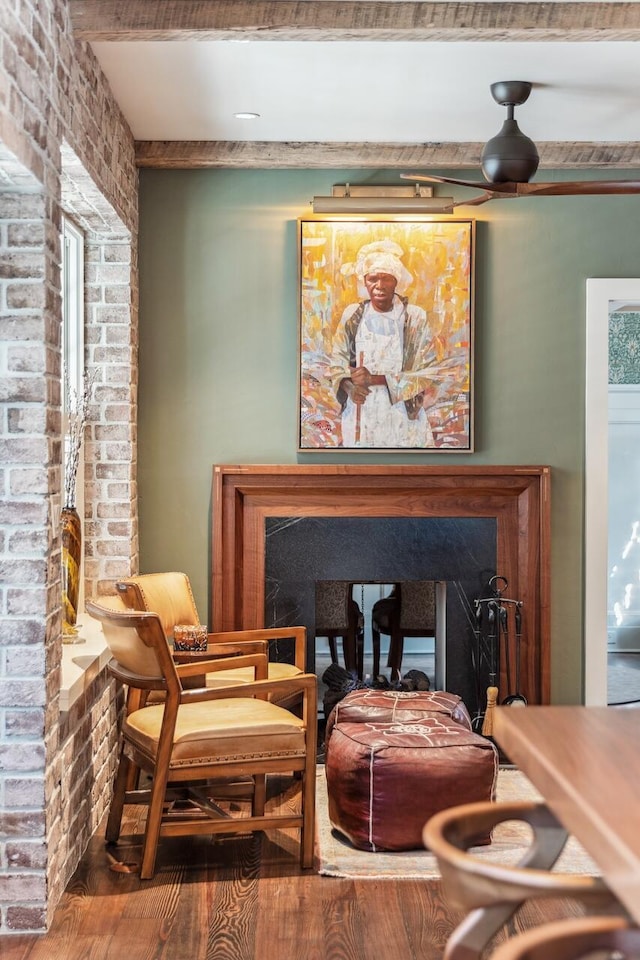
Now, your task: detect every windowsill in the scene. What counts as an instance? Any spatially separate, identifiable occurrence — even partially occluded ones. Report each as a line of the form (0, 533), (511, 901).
(60, 612), (111, 713)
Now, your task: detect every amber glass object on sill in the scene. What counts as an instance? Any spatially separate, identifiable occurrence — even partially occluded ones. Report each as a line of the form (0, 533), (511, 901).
(173, 623), (208, 651)
(61, 505), (84, 644)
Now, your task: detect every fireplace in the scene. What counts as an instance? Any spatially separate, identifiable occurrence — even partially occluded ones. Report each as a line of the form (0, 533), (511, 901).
(211, 465), (551, 712)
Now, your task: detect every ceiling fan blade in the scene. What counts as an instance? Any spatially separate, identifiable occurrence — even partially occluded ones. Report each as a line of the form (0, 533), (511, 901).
(453, 192), (496, 208)
(513, 180), (640, 197)
(401, 172), (519, 195)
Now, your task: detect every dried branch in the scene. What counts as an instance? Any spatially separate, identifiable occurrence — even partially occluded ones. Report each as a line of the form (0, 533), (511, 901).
(64, 369), (98, 509)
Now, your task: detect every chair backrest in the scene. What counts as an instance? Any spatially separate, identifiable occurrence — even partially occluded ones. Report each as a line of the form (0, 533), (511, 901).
(315, 581), (352, 632)
(399, 581), (436, 631)
(86, 595), (172, 683)
(116, 572), (201, 637)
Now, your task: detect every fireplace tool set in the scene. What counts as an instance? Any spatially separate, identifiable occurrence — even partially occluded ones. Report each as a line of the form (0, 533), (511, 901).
(471, 575), (526, 735)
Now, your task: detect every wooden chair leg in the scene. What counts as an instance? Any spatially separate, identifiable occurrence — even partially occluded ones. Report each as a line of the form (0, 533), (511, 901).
(105, 747), (132, 843)
(301, 762), (316, 869)
(253, 774), (266, 817)
(372, 626), (381, 678)
(342, 634), (357, 674)
(140, 758), (172, 880)
(445, 903), (532, 960)
(328, 636), (338, 663)
(389, 630), (404, 681)
(356, 627), (364, 680)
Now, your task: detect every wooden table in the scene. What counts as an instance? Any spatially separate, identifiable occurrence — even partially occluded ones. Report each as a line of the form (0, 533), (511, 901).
(493, 706), (640, 923)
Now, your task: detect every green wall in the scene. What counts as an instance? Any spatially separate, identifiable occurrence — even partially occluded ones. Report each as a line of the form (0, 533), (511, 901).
(138, 167), (640, 703)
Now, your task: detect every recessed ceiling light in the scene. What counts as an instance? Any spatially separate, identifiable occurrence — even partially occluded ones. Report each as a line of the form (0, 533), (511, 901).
(234, 112), (260, 120)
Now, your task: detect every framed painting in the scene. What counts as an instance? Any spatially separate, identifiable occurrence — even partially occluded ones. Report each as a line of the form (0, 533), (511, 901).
(298, 217), (474, 452)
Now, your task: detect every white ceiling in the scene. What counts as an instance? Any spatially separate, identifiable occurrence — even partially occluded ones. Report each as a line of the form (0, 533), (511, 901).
(91, 39), (640, 145)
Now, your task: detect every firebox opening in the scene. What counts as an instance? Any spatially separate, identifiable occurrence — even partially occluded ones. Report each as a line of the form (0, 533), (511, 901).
(314, 581), (447, 691)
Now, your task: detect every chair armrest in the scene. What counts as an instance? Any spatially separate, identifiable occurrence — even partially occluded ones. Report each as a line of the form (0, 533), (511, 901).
(175, 652), (269, 683)
(180, 671), (317, 706)
(173, 640), (269, 662)
(207, 627), (307, 671)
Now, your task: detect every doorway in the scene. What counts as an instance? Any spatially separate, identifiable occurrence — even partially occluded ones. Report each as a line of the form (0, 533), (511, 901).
(585, 279), (640, 705)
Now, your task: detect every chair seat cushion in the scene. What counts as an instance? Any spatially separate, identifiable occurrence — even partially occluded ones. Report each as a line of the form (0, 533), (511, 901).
(325, 718), (497, 851)
(205, 662), (302, 687)
(125, 697), (306, 767)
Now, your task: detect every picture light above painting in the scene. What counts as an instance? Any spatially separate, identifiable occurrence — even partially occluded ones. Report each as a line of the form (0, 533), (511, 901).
(298, 216), (474, 452)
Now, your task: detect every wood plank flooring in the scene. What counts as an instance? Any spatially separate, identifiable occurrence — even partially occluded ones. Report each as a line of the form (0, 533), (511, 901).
(2, 781), (595, 960)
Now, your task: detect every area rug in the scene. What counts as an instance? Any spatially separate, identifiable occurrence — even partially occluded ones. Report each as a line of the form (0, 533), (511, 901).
(315, 766), (600, 879)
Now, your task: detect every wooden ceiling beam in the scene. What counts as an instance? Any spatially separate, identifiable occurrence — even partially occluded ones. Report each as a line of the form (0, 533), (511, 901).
(71, 1), (640, 42)
(134, 140), (640, 170)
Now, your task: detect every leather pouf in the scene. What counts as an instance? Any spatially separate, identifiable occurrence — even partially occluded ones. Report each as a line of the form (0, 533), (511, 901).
(326, 689), (472, 740)
(325, 717), (498, 852)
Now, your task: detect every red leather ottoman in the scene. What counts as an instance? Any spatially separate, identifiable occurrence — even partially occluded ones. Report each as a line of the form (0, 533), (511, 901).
(325, 716), (498, 852)
(326, 688), (472, 739)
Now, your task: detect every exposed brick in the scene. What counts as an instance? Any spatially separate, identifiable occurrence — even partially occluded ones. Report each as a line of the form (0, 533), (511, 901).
(0, 679), (46, 706)
(5, 905), (48, 931)
(0, 874), (46, 900)
(8, 527), (48, 553)
(4, 781), (46, 827)
(95, 462), (132, 480)
(8, 408), (49, 434)
(0, 500), (48, 524)
(1, 0), (138, 932)
(6, 644), (46, 675)
(102, 244), (130, 263)
(5, 709), (45, 736)
(7, 221), (45, 247)
(0, 559), (47, 585)
(6, 281), (46, 309)
(0, 376), (47, 402)
(0, 810), (45, 837)
(8, 343), (46, 372)
(104, 285), (130, 304)
(0, 250), (45, 278)
(9, 467), (49, 494)
(0, 315), (45, 340)
(0, 743), (46, 771)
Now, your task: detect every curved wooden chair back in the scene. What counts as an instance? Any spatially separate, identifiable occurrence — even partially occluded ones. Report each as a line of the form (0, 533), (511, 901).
(423, 799), (614, 960)
(489, 916), (638, 960)
(116, 572), (200, 638)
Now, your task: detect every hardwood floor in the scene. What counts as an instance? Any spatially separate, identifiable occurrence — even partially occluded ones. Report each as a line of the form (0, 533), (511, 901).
(3, 787), (593, 960)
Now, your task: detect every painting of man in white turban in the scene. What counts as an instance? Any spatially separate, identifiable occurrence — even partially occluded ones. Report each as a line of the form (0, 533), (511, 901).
(298, 218), (474, 450)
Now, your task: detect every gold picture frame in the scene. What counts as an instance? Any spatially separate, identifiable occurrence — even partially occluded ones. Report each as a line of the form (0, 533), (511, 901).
(298, 217), (475, 452)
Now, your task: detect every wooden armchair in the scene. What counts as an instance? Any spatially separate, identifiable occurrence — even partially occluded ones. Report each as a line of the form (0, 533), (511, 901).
(489, 916), (638, 960)
(87, 596), (317, 880)
(423, 799), (615, 960)
(116, 572), (306, 708)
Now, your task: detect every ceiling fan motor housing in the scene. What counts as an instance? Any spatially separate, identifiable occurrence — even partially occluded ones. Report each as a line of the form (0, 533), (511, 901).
(481, 118), (540, 183)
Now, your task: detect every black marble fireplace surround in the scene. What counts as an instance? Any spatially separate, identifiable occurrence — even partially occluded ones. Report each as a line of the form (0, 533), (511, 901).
(264, 516), (496, 718)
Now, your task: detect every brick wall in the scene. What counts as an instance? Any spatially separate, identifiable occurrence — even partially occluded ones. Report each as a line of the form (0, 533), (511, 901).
(0, 0), (138, 932)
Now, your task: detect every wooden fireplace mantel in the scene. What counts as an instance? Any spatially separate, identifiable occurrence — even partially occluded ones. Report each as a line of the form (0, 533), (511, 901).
(211, 464), (551, 704)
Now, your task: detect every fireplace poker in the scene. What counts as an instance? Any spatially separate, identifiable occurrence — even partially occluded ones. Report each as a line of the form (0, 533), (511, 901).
(471, 599), (484, 730)
(499, 602), (512, 703)
(503, 603), (527, 706)
(481, 600), (499, 736)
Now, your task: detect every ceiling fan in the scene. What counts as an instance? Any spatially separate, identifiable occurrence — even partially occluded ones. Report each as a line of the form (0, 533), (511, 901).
(401, 81), (640, 207)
